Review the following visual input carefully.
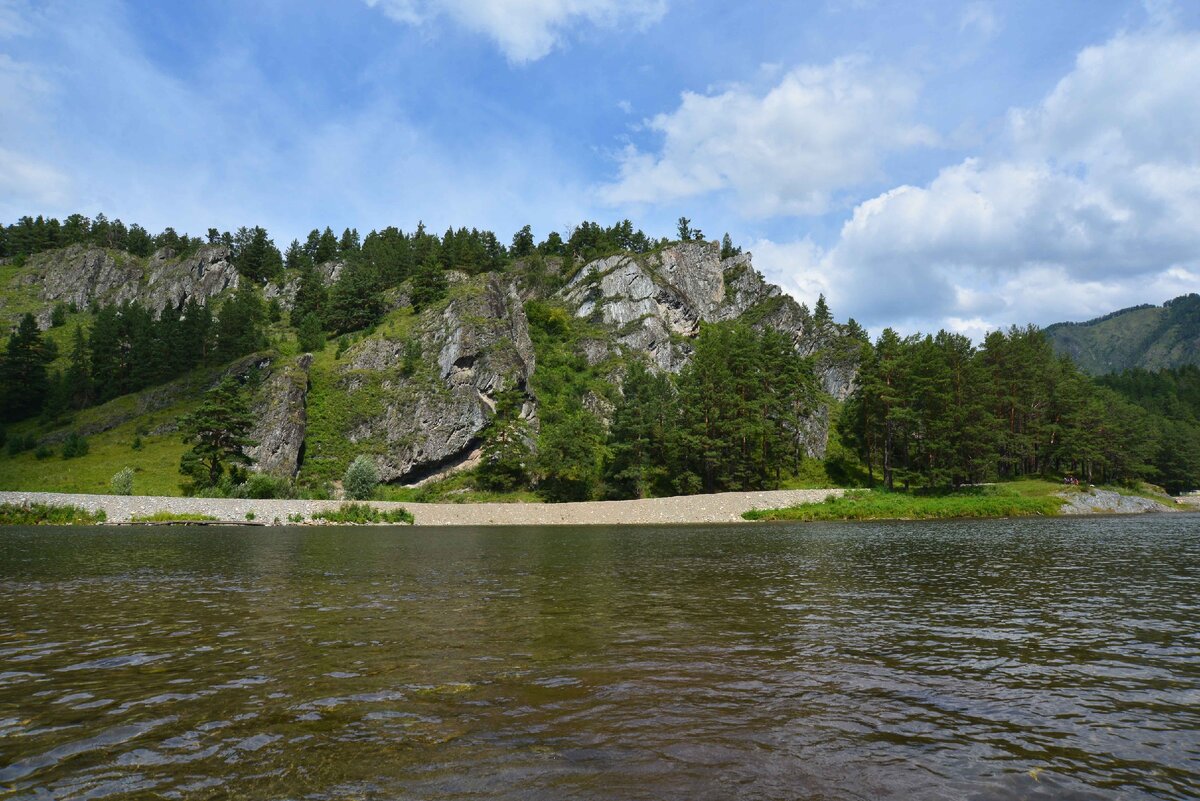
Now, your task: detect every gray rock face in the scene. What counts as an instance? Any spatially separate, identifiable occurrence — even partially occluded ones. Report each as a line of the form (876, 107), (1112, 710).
(248, 354), (313, 478)
(13, 244), (240, 327)
(558, 242), (860, 455)
(342, 275), (536, 483)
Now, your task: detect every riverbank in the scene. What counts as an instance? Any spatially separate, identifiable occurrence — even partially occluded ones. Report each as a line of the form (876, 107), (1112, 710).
(743, 482), (1180, 522)
(0, 488), (845, 526)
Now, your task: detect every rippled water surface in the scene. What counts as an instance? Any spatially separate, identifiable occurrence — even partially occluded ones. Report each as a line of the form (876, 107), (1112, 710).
(1, 516), (1199, 799)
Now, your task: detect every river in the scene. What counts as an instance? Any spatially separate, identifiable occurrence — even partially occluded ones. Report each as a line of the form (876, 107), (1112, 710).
(1, 515), (1198, 799)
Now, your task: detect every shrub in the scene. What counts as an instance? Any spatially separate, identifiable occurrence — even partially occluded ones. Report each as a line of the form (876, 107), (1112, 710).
(344, 455), (380, 500)
(35, 444), (53, 460)
(110, 467), (135, 496)
(237, 472), (295, 499)
(312, 503), (413, 524)
(61, 432), (89, 459)
(8, 433), (36, 456)
(131, 435), (143, 451)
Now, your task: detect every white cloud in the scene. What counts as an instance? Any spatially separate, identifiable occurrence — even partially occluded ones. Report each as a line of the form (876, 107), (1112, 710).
(600, 58), (936, 217)
(756, 26), (1200, 336)
(0, 146), (69, 209)
(958, 2), (998, 39)
(364, 0), (666, 63)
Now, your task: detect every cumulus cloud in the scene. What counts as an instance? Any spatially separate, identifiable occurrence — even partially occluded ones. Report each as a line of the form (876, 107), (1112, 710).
(600, 58), (936, 216)
(757, 25), (1200, 336)
(364, 0), (666, 63)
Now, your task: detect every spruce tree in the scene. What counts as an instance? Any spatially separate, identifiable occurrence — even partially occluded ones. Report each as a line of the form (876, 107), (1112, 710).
(1, 313), (55, 421)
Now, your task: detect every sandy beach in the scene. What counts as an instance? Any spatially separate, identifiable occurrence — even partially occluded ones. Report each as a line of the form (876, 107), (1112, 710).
(0, 488), (846, 526)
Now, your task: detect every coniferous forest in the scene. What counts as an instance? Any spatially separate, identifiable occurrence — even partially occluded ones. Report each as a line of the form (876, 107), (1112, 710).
(1, 211), (1198, 499)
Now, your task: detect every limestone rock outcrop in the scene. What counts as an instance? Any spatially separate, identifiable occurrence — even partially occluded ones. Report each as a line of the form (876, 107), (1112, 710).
(12, 244), (239, 327)
(247, 354), (313, 478)
(339, 274), (536, 483)
(556, 242), (859, 455)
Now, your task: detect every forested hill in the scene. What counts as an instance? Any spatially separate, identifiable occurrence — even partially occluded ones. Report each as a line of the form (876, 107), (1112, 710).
(2, 212), (1198, 499)
(0, 213), (866, 500)
(1044, 294), (1200, 375)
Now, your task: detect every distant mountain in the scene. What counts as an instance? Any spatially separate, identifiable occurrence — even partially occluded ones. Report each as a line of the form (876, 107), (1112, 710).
(1045, 294), (1200, 375)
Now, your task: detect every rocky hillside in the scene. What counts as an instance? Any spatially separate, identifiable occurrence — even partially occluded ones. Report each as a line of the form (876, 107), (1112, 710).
(1045, 294), (1200, 375)
(0, 240), (860, 489)
(3, 244), (240, 328)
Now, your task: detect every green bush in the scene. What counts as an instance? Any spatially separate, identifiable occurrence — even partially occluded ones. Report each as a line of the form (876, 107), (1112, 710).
(7, 433), (36, 456)
(344, 455), (380, 500)
(34, 444), (53, 460)
(312, 503), (413, 524)
(110, 467), (135, 496)
(237, 472), (295, 499)
(61, 432), (89, 459)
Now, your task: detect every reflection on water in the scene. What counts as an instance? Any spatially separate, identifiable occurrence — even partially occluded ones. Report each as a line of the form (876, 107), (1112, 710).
(0, 515), (1198, 799)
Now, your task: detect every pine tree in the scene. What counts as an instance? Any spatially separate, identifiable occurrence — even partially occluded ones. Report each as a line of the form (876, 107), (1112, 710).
(477, 389), (533, 491)
(179, 376), (256, 490)
(214, 283), (266, 362)
(1, 313), (55, 421)
(410, 256), (448, 313)
(605, 361), (676, 498)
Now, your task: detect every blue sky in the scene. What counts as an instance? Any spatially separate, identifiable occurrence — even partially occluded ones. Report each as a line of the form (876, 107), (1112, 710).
(2, 0), (1199, 336)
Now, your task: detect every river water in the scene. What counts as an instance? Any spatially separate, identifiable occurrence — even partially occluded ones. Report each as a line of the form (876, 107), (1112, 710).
(1, 515), (1198, 800)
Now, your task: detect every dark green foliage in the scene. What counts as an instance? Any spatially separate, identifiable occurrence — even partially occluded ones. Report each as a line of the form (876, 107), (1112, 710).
(477, 389), (533, 491)
(511, 225), (535, 258)
(311, 503), (413, 524)
(50, 303), (68, 327)
(401, 340), (421, 376)
(720, 233), (741, 260)
(0, 314), (55, 421)
(605, 361), (674, 498)
(297, 313), (326, 352)
(235, 232), (280, 280)
(214, 283), (267, 362)
(1099, 365), (1200, 493)
(325, 260), (385, 334)
(61, 432), (89, 459)
(410, 256), (447, 313)
(292, 265), (328, 324)
(6, 432), (36, 456)
(235, 472), (296, 499)
(524, 300), (611, 501)
(672, 323), (815, 493)
(179, 376), (256, 491)
(838, 325), (1188, 490)
(536, 410), (607, 501)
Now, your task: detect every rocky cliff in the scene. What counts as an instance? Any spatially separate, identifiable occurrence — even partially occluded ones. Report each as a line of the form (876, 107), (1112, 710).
(8, 244), (239, 327)
(306, 274), (536, 484)
(1, 240), (858, 482)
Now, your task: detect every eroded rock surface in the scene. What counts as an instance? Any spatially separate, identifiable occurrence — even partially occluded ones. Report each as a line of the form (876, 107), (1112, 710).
(341, 275), (536, 483)
(14, 244), (239, 327)
(557, 242), (860, 455)
(248, 354), (313, 477)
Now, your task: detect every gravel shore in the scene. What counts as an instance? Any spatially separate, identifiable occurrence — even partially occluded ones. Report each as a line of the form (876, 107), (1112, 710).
(0, 488), (845, 526)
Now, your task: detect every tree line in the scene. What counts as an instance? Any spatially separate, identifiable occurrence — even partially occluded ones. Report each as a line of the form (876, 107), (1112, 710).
(839, 325), (1200, 492)
(477, 306), (820, 502)
(0, 283), (268, 425)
